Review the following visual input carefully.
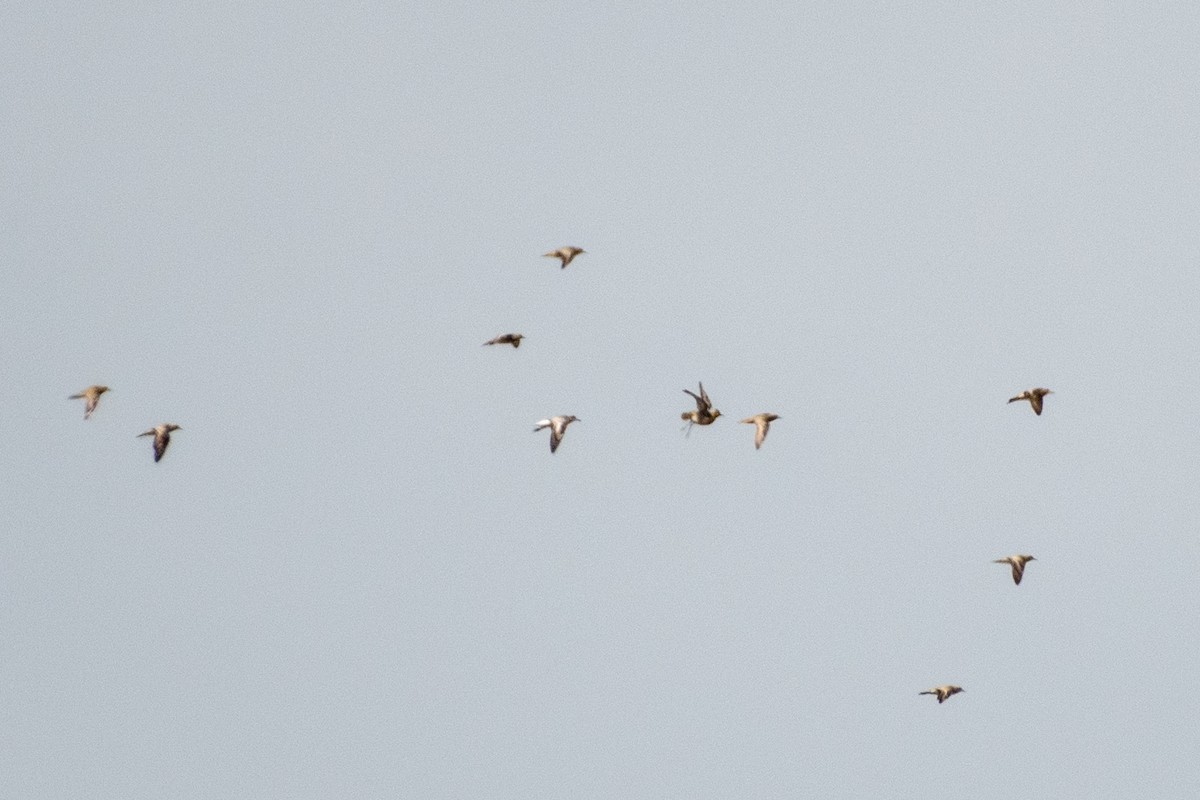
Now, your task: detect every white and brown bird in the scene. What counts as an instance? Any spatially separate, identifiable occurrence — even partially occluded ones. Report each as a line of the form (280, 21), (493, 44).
(69, 385), (109, 419)
(138, 423), (181, 462)
(920, 685), (964, 704)
(1008, 387), (1053, 415)
(534, 415), (579, 454)
(994, 554), (1036, 585)
(543, 246), (585, 269)
(681, 382), (721, 434)
(740, 413), (780, 449)
(483, 333), (524, 349)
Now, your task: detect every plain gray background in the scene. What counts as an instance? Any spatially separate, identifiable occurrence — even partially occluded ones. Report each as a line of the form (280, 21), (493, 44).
(4, 3), (1199, 797)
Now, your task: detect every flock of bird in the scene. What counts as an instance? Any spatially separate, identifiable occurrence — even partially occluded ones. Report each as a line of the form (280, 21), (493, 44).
(486, 247), (1057, 706)
(68, 384), (181, 462)
(71, 247), (1055, 706)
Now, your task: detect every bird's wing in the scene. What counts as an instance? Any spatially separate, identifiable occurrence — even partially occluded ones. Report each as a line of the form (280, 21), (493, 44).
(154, 431), (170, 462)
(1012, 562), (1024, 585)
(683, 389), (705, 411)
(1031, 395), (1043, 415)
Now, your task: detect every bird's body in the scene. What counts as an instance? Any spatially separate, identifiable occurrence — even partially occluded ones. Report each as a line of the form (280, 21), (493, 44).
(681, 382), (721, 433)
(920, 685), (964, 704)
(994, 554), (1036, 585)
(138, 423), (181, 462)
(740, 413), (780, 449)
(534, 415), (579, 453)
(1008, 387), (1053, 415)
(69, 385), (109, 419)
(543, 246), (585, 269)
(483, 333), (524, 348)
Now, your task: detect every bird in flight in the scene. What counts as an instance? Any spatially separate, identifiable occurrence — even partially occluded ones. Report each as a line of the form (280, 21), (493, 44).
(1008, 387), (1053, 415)
(543, 246), (585, 269)
(483, 333), (524, 349)
(69, 385), (109, 419)
(534, 415), (580, 454)
(740, 413), (780, 449)
(138, 423), (182, 462)
(920, 685), (964, 704)
(681, 382), (721, 434)
(993, 554), (1036, 585)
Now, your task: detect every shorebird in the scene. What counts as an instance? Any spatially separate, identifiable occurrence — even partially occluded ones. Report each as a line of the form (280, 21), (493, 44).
(483, 333), (524, 349)
(920, 685), (964, 704)
(681, 382), (721, 434)
(1008, 387), (1053, 416)
(69, 385), (109, 419)
(543, 246), (585, 269)
(534, 415), (579, 454)
(740, 413), (780, 450)
(994, 554), (1036, 585)
(138, 424), (181, 462)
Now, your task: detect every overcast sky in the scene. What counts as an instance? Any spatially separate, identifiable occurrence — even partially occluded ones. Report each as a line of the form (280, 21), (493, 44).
(4, 2), (1200, 797)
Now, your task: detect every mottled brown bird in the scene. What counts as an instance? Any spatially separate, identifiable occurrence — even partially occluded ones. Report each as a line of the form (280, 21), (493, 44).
(1008, 387), (1053, 415)
(534, 415), (579, 454)
(138, 423), (182, 462)
(483, 333), (524, 348)
(993, 554), (1036, 585)
(69, 385), (109, 420)
(681, 382), (721, 434)
(543, 246), (585, 269)
(740, 413), (780, 450)
(920, 685), (963, 704)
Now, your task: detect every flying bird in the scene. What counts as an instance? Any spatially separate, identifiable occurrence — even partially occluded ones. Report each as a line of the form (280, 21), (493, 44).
(138, 423), (181, 462)
(543, 246), (585, 269)
(483, 333), (524, 349)
(994, 554), (1036, 585)
(920, 685), (964, 704)
(740, 413), (780, 449)
(681, 382), (721, 434)
(534, 415), (579, 454)
(1008, 387), (1053, 415)
(69, 385), (109, 419)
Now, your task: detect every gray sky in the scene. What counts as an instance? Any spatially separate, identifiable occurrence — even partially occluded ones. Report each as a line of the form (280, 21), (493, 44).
(4, 2), (1200, 797)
